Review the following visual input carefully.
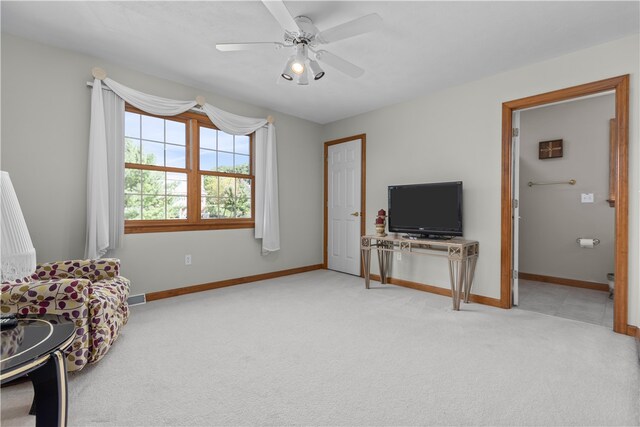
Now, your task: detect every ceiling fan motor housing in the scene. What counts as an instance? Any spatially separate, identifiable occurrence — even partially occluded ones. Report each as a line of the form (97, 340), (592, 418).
(284, 16), (320, 47)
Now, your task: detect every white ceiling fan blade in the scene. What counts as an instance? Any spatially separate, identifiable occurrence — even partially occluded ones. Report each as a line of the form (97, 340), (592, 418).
(262, 0), (300, 33)
(317, 13), (382, 44)
(314, 50), (364, 78)
(216, 42), (284, 52)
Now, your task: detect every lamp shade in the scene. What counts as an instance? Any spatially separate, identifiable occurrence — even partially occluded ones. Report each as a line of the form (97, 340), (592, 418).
(1, 171), (36, 282)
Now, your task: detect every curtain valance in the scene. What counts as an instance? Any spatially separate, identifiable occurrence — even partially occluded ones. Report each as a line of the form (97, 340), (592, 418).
(86, 72), (280, 258)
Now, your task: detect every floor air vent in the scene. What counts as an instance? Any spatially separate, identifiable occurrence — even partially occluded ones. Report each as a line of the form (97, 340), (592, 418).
(127, 294), (146, 306)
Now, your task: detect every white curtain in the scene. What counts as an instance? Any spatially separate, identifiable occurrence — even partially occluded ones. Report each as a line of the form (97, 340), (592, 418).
(103, 91), (125, 254)
(85, 77), (280, 258)
(104, 78), (197, 116)
(201, 104), (267, 135)
(85, 80), (110, 258)
(254, 124), (280, 253)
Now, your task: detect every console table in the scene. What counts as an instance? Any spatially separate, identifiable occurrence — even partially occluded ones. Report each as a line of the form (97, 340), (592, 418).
(361, 235), (479, 310)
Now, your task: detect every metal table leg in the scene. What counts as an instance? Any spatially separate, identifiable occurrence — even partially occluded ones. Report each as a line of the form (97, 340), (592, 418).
(463, 255), (478, 303)
(377, 242), (392, 284)
(383, 248), (392, 283)
(448, 258), (467, 310)
(362, 248), (371, 289)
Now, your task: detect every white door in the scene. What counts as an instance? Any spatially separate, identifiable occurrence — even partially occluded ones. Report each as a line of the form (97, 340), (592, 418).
(327, 139), (362, 275)
(512, 111), (521, 305)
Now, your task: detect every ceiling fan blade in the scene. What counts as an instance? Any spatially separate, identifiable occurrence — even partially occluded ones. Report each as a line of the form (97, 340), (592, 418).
(314, 50), (364, 78)
(317, 13), (382, 44)
(216, 42), (284, 52)
(262, 0), (300, 33)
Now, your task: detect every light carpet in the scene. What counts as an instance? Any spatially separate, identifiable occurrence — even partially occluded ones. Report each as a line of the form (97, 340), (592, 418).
(2, 269), (638, 426)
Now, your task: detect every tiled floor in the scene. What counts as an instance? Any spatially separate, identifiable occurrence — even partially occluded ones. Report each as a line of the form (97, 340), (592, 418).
(517, 280), (613, 328)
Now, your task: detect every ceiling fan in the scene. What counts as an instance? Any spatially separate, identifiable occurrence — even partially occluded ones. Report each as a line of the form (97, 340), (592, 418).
(216, 0), (382, 85)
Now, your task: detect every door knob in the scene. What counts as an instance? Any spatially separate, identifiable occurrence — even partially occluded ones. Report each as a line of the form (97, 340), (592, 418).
(350, 212), (360, 217)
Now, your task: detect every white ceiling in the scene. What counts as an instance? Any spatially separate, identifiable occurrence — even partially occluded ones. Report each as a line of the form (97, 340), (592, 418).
(2, 1), (638, 124)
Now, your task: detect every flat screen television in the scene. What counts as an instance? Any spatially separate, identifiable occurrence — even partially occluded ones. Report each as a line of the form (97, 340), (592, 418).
(388, 181), (463, 239)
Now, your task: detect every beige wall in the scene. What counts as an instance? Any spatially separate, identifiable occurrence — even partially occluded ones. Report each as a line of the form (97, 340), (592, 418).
(1, 34), (324, 295)
(322, 35), (639, 325)
(518, 94), (615, 283)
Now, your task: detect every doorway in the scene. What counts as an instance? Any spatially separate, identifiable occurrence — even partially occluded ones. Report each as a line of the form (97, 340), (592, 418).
(501, 75), (629, 334)
(323, 134), (366, 276)
(513, 93), (616, 327)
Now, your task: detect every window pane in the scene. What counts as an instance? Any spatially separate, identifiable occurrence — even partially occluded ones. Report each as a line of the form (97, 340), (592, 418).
(124, 195), (142, 220)
(235, 179), (252, 218)
(219, 176), (235, 198)
(235, 135), (250, 155)
(167, 172), (187, 196)
(142, 140), (164, 166)
(217, 152), (234, 172)
(124, 112), (140, 139)
(200, 149), (216, 171)
(218, 131), (234, 152)
(125, 138), (141, 164)
(167, 196), (187, 219)
(201, 176), (218, 198)
(201, 197), (218, 219)
(142, 195), (166, 220)
(217, 198), (234, 218)
(237, 178), (251, 197)
(143, 170), (165, 196)
(234, 154), (250, 174)
(141, 115), (164, 142)
(124, 168), (142, 194)
(166, 144), (186, 168)
(200, 127), (216, 150)
(165, 120), (185, 145)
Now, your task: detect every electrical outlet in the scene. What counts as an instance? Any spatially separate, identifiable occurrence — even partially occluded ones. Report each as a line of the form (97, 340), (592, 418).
(185, 254), (192, 265)
(396, 252), (402, 261)
(581, 193), (594, 203)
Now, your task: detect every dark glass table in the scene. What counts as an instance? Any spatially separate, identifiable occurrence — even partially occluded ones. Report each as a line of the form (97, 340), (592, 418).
(1, 315), (74, 427)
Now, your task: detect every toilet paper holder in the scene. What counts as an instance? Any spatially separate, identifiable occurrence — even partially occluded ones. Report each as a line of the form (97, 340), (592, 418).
(576, 238), (600, 246)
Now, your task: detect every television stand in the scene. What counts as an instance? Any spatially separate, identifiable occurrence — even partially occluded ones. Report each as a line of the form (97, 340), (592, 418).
(361, 235), (479, 310)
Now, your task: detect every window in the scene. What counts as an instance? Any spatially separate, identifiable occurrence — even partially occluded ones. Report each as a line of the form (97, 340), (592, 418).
(124, 105), (254, 233)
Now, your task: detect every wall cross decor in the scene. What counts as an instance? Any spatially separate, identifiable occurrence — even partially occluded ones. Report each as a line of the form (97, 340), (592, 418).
(539, 139), (563, 159)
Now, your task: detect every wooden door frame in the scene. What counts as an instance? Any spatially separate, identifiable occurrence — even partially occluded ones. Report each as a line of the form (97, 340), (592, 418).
(323, 134), (367, 276)
(501, 75), (630, 334)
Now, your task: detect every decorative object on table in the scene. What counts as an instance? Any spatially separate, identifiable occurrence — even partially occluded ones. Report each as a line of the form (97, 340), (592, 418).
(1, 259), (130, 371)
(538, 139), (563, 159)
(375, 209), (387, 237)
(0, 171), (37, 282)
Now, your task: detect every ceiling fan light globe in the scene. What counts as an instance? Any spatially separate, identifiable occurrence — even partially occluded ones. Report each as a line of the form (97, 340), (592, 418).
(309, 60), (325, 80)
(295, 68), (309, 86)
(290, 43), (308, 75)
(291, 62), (305, 75)
(281, 61), (295, 81)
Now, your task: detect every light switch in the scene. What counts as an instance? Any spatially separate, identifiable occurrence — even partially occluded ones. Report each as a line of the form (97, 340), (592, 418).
(581, 193), (594, 203)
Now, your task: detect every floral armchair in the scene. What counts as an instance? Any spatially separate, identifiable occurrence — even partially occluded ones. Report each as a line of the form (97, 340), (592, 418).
(1, 259), (130, 371)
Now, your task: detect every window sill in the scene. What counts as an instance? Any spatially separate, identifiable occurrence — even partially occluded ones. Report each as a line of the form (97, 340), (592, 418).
(125, 220), (255, 234)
